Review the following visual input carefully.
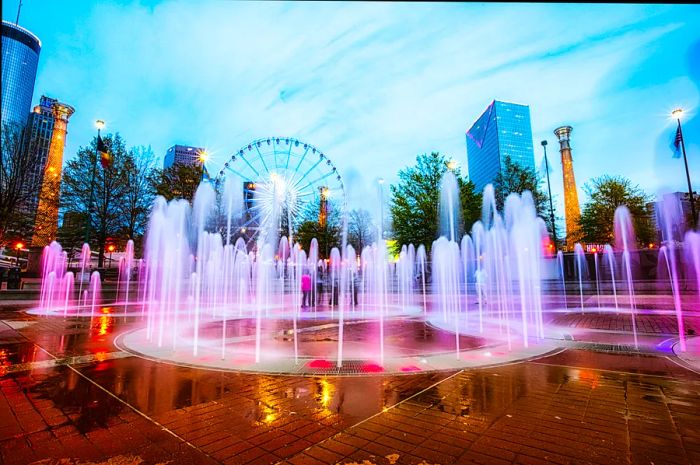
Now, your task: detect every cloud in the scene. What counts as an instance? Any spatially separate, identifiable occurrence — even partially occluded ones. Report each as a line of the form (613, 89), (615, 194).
(11, 1), (699, 214)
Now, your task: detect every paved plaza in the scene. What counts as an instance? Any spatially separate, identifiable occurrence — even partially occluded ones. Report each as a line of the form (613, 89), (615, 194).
(1, 300), (698, 465)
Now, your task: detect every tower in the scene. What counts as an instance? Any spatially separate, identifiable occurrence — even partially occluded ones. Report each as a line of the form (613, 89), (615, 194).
(1, 21), (41, 127)
(466, 100), (536, 193)
(554, 126), (581, 250)
(32, 101), (75, 247)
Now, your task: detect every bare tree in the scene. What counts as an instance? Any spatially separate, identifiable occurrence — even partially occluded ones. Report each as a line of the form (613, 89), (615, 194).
(121, 146), (156, 244)
(0, 122), (43, 246)
(347, 209), (376, 253)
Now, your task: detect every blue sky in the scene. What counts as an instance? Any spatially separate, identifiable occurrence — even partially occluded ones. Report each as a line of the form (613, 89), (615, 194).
(3, 1), (699, 215)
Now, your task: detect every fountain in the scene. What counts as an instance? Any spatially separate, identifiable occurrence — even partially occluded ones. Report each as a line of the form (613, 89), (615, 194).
(32, 168), (697, 373)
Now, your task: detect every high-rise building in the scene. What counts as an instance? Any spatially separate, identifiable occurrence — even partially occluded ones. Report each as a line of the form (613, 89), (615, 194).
(466, 100), (536, 192)
(164, 144), (205, 169)
(18, 96), (56, 223)
(554, 126), (582, 249)
(31, 99), (75, 247)
(1, 20), (41, 128)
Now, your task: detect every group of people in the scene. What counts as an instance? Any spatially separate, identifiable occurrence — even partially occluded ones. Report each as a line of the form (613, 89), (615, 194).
(299, 268), (489, 309)
(299, 270), (359, 309)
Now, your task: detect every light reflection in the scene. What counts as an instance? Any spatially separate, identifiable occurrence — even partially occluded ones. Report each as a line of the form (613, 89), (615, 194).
(318, 378), (334, 410)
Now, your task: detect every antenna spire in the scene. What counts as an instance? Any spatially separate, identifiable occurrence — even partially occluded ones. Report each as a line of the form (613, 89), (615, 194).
(16, 0), (23, 25)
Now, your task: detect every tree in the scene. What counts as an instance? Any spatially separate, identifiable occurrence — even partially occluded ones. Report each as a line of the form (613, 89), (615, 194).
(120, 146), (156, 251)
(294, 197), (342, 258)
(0, 122), (43, 246)
(347, 209), (376, 253)
(578, 175), (655, 246)
(493, 155), (551, 223)
(389, 152), (481, 253)
(149, 163), (203, 202)
(60, 133), (130, 267)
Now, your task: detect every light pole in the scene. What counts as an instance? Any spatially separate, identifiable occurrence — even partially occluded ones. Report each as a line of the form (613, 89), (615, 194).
(84, 120), (104, 243)
(541, 140), (558, 248)
(107, 244), (115, 268)
(378, 178), (385, 242)
(198, 149), (209, 182)
(671, 109), (697, 229)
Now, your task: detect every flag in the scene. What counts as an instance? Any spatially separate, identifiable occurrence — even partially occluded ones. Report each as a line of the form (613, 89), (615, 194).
(97, 134), (112, 169)
(671, 124), (682, 159)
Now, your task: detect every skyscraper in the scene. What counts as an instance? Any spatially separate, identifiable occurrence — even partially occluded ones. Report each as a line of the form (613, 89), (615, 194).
(164, 144), (205, 169)
(466, 100), (536, 193)
(554, 126), (581, 249)
(1, 20), (41, 128)
(19, 96), (56, 223)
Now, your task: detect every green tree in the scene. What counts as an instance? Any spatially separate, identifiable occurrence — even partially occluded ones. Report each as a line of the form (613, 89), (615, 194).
(295, 197), (342, 258)
(493, 155), (555, 238)
(578, 175), (655, 246)
(149, 163), (203, 202)
(60, 133), (130, 267)
(389, 152), (481, 253)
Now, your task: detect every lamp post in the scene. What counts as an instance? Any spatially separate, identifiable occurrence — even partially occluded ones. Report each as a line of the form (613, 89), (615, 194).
(378, 178), (385, 242)
(14, 242), (24, 267)
(107, 244), (115, 268)
(84, 120), (104, 243)
(198, 149), (209, 182)
(671, 109), (697, 229)
(541, 140), (558, 248)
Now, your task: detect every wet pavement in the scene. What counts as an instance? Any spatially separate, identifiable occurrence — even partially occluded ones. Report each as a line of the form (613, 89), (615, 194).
(1, 302), (699, 465)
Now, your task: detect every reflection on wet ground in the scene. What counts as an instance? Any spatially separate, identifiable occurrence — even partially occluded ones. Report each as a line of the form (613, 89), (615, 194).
(1, 303), (699, 465)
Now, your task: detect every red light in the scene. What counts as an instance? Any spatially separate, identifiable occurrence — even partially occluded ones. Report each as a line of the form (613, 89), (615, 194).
(107, 245), (115, 252)
(14, 242), (24, 250)
(591, 247), (597, 253)
(649, 243), (655, 249)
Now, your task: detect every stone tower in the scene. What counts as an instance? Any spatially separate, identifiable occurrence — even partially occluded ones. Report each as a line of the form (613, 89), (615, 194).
(554, 126), (581, 250)
(32, 101), (75, 247)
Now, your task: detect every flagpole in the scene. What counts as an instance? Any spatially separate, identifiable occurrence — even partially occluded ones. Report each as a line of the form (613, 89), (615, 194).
(541, 140), (558, 248)
(84, 120), (104, 243)
(676, 117), (697, 229)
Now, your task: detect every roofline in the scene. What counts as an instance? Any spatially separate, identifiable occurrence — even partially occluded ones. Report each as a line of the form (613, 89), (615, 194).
(2, 20), (42, 48)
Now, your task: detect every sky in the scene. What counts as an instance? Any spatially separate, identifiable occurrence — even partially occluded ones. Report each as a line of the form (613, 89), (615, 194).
(3, 1), (700, 218)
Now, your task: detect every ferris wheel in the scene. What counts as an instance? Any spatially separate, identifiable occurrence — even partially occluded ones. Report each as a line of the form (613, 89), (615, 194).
(214, 137), (345, 245)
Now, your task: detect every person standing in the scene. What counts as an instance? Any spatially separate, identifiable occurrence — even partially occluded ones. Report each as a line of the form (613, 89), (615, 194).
(301, 271), (312, 308)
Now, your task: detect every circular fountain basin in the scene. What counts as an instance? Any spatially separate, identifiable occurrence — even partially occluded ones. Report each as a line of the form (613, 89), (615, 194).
(115, 313), (560, 376)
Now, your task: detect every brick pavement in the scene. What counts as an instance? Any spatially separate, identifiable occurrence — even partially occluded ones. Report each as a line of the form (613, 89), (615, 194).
(1, 305), (698, 465)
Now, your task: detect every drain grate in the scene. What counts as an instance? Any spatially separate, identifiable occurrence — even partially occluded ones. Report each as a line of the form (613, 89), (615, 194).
(300, 359), (385, 375)
(567, 342), (650, 354)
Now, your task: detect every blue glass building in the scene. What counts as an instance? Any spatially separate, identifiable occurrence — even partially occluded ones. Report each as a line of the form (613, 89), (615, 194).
(465, 100), (536, 193)
(1, 20), (41, 128)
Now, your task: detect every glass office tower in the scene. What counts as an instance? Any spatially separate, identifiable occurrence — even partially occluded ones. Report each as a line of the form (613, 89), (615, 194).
(465, 100), (536, 193)
(1, 20), (41, 128)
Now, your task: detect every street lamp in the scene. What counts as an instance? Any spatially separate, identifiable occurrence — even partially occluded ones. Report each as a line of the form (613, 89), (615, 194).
(107, 244), (115, 268)
(541, 140), (558, 248)
(84, 120), (105, 243)
(14, 242), (24, 266)
(446, 160), (458, 171)
(378, 178), (385, 241)
(198, 149), (209, 181)
(671, 108), (697, 229)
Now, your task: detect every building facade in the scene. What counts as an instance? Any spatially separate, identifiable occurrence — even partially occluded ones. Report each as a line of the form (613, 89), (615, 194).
(465, 100), (536, 193)
(19, 96), (56, 223)
(163, 144), (205, 169)
(1, 20), (41, 128)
